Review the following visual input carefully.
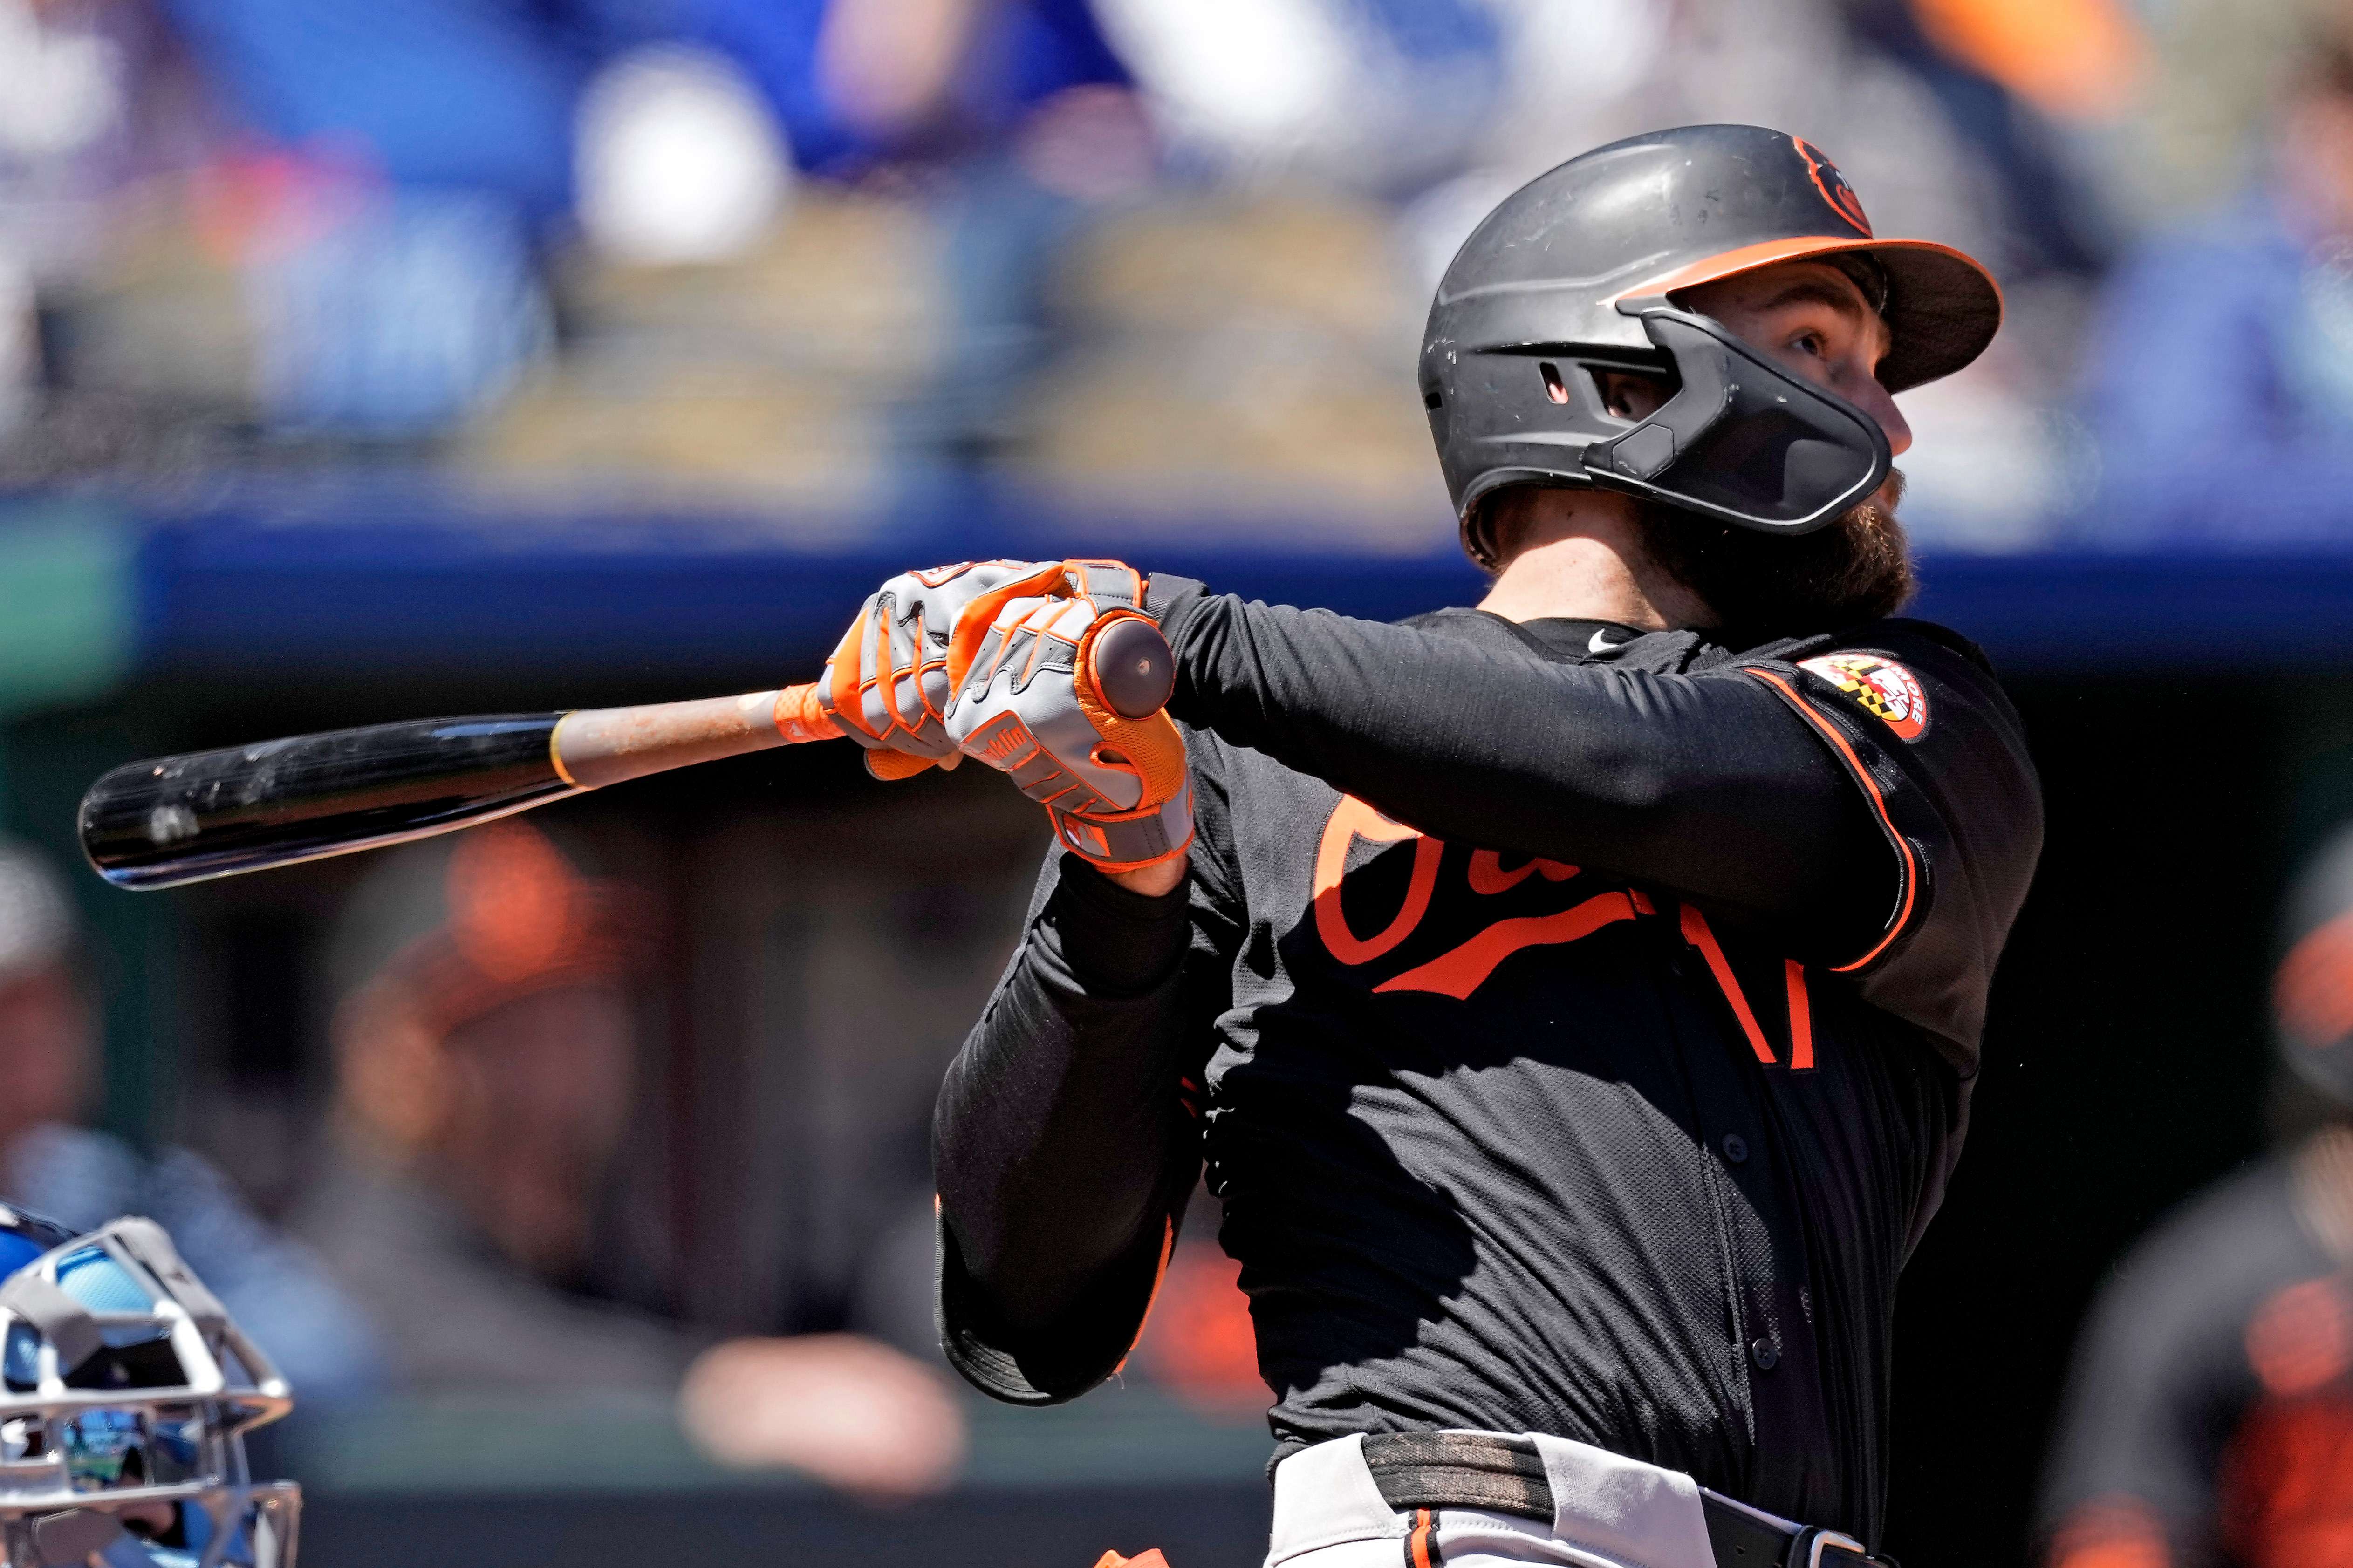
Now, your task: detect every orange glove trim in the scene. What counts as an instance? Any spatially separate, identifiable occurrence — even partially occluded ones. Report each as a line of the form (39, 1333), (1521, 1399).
(865, 749), (939, 782)
(827, 620), (878, 742)
(945, 562), (1073, 693)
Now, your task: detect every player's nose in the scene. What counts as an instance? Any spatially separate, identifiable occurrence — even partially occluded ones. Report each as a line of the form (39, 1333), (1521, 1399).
(1851, 376), (1913, 457)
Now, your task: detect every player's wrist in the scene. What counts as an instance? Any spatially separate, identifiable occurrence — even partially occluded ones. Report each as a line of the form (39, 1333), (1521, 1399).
(1105, 856), (1186, 897)
(1045, 781), (1195, 877)
(1050, 851), (1190, 991)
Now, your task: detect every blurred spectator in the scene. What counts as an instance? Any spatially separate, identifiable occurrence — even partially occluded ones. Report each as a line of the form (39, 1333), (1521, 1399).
(1010, 184), (1443, 536)
(574, 42), (792, 268)
(156, 0), (592, 216)
(0, 0), (229, 470)
(0, 835), (383, 1399)
(0, 0), (208, 276)
(1091, 0), (1500, 192)
(0, 0), (2141, 540)
(294, 820), (966, 1498)
(2037, 822), (2353, 1568)
(1846, 0), (2130, 278)
(238, 172), (555, 437)
(699, 0), (1132, 176)
(2079, 21), (2353, 543)
(2108, 0), (2317, 227)
(1040, 0), (2108, 546)
(131, 0), (602, 436)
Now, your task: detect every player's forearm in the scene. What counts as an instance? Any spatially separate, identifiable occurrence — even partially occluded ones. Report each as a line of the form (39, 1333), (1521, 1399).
(1155, 583), (1888, 925)
(933, 859), (1197, 1332)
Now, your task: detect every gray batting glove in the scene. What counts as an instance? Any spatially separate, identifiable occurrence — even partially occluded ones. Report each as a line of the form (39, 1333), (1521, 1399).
(946, 592), (1192, 873)
(815, 561), (1067, 778)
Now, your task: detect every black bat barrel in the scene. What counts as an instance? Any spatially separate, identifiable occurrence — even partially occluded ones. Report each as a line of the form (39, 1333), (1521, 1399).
(80, 716), (577, 890)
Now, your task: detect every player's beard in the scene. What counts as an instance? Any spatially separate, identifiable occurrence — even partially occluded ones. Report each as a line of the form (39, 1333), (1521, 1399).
(1637, 470), (1915, 642)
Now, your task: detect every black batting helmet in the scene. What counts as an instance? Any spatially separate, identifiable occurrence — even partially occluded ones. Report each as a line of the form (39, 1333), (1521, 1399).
(1421, 123), (2003, 567)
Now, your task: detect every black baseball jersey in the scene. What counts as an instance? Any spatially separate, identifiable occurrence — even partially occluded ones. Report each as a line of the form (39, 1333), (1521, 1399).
(933, 582), (2042, 1542)
(2039, 1134), (2353, 1568)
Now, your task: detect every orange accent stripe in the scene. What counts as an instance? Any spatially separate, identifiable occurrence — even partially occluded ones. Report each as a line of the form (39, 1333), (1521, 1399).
(1376, 892), (1637, 1000)
(1743, 668), (1919, 972)
(1615, 235), (2004, 316)
(1681, 902), (1775, 1064)
(1785, 961), (1814, 1071)
(1409, 1509), (1438, 1568)
(1111, 1217), (1179, 1377)
(547, 719), (579, 786)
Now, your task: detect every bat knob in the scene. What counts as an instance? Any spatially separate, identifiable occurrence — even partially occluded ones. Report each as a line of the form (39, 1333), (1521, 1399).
(1089, 616), (1176, 720)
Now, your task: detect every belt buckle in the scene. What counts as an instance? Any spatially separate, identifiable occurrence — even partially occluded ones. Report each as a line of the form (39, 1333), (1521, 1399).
(1803, 1529), (1869, 1568)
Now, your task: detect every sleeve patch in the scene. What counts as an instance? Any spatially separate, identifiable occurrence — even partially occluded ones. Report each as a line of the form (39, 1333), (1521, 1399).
(1798, 654), (1929, 742)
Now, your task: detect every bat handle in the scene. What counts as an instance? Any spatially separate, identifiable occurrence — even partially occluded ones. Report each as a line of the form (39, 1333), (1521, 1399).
(549, 686), (839, 791)
(761, 617), (1172, 745)
(553, 622), (1169, 790)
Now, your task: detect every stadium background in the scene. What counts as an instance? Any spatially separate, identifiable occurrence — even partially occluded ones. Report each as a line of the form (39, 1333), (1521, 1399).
(0, 0), (2342, 1561)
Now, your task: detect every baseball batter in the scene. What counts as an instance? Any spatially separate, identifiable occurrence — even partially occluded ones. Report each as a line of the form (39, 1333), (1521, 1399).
(820, 126), (2044, 1566)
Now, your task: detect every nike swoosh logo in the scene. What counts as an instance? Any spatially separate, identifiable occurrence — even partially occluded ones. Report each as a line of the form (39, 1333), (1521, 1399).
(1588, 629), (1628, 654)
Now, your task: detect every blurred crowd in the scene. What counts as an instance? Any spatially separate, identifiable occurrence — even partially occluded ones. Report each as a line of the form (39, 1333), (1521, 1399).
(0, 825), (969, 1495)
(1, 0), (2352, 549)
(0, 812), (1266, 1498)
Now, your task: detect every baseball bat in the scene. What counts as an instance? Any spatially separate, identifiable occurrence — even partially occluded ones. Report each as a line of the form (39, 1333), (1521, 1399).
(79, 617), (1177, 891)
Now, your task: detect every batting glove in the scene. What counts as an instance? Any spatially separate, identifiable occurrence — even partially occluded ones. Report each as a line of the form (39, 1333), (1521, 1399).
(946, 582), (1192, 874)
(815, 561), (1069, 779)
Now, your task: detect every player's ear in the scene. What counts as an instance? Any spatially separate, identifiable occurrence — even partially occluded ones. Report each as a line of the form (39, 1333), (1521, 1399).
(1472, 488), (1538, 570)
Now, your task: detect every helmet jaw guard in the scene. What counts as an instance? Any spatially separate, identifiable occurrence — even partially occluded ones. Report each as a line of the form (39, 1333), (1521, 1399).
(1420, 123), (1997, 568)
(0, 1217), (301, 1568)
(1579, 310), (1893, 534)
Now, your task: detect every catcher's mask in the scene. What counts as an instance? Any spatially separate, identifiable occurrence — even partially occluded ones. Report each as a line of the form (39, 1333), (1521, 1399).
(1420, 123), (2002, 566)
(0, 1212), (299, 1568)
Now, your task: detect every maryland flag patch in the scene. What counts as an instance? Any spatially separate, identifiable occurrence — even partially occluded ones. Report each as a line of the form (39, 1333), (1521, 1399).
(1799, 654), (1929, 742)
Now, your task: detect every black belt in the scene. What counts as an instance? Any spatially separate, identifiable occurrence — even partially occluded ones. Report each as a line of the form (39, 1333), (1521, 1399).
(1359, 1433), (1887, 1568)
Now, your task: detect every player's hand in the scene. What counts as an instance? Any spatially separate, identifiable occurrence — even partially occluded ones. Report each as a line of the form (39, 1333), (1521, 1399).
(677, 1333), (967, 1499)
(815, 560), (1068, 779)
(946, 586), (1192, 874)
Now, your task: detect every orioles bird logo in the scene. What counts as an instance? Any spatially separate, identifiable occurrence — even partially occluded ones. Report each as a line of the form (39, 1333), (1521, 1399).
(1795, 137), (1872, 237)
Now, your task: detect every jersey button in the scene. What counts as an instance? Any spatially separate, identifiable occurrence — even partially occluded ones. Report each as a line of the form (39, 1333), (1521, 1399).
(1721, 1134), (1749, 1164)
(1750, 1338), (1779, 1371)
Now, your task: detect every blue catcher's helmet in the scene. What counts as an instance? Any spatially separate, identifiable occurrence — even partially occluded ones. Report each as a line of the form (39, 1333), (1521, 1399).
(0, 1210), (299, 1567)
(0, 1212), (72, 1285)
